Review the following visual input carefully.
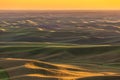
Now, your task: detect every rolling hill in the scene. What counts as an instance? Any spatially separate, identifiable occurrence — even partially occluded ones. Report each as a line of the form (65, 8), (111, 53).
(0, 10), (120, 80)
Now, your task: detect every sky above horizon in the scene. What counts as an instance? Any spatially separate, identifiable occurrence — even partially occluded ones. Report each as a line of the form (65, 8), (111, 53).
(0, 0), (120, 10)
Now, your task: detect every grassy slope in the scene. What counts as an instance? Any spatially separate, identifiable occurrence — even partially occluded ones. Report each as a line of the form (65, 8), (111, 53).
(0, 67), (9, 80)
(0, 42), (119, 69)
(0, 42), (120, 80)
(1, 28), (119, 44)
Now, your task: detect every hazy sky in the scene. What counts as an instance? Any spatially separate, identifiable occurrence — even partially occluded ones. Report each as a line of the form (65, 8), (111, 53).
(0, 0), (120, 10)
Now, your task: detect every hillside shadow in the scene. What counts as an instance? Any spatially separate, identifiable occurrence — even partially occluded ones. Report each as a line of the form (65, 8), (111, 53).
(77, 76), (120, 80)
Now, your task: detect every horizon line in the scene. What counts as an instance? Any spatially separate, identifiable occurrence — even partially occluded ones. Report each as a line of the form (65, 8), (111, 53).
(1, 9), (120, 11)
